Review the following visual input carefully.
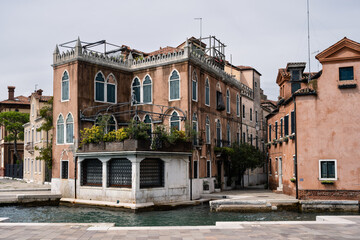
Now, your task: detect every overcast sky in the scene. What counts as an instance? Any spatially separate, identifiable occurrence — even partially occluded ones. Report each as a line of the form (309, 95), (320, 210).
(1, 0), (359, 101)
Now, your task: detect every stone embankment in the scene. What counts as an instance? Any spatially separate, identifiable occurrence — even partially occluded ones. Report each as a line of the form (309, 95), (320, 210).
(203, 190), (360, 212)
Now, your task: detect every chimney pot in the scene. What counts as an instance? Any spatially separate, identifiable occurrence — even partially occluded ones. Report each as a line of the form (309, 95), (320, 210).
(36, 89), (43, 96)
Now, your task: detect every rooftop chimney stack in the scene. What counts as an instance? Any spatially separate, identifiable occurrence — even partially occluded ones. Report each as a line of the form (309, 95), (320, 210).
(36, 89), (43, 96)
(8, 86), (15, 100)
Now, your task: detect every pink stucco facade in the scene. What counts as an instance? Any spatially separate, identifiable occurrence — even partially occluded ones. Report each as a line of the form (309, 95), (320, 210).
(268, 38), (360, 200)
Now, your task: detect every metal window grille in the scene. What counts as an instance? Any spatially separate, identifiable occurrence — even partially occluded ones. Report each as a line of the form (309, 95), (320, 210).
(107, 158), (132, 188)
(61, 161), (68, 179)
(140, 158), (164, 188)
(81, 159), (102, 186)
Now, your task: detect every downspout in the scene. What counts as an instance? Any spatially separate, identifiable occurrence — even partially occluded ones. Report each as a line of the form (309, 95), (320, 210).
(293, 96), (299, 199)
(189, 60), (192, 201)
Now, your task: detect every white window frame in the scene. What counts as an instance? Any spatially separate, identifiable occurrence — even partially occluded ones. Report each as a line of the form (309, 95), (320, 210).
(106, 73), (117, 104)
(94, 71), (106, 103)
(169, 110), (181, 131)
(205, 77), (210, 106)
(61, 70), (70, 102)
(65, 112), (74, 144)
(192, 71), (198, 102)
(319, 159), (337, 181)
(142, 74), (153, 104)
(205, 115), (210, 144)
(226, 88), (230, 114)
(169, 69), (181, 101)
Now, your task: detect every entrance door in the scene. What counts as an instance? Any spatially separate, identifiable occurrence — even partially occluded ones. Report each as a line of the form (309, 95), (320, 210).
(278, 157), (283, 190)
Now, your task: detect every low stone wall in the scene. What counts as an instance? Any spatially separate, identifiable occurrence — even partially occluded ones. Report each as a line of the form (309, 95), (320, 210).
(299, 190), (360, 201)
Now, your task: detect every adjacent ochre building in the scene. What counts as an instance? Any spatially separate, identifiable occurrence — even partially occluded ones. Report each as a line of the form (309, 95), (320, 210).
(23, 89), (52, 183)
(267, 37), (360, 200)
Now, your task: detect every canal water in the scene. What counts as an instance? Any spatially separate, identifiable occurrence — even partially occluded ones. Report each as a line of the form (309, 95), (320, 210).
(0, 204), (359, 226)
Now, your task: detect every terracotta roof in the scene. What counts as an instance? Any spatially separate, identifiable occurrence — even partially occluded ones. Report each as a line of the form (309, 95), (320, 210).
(0, 95), (30, 105)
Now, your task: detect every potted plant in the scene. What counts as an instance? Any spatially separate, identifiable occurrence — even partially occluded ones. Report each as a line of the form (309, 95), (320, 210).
(290, 177), (296, 183)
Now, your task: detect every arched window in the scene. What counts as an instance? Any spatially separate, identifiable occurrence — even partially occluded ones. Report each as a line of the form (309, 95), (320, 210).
(132, 77), (141, 104)
(95, 114), (117, 133)
(227, 123), (231, 146)
(144, 114), (152, 137)
(95, 72), (105, 102)
(170, 111), (180, 131)
(133, 115), (140, 123)
(236, 94), (240, 117)
(57, 114), (64, 144)
(192, 71), (198, 101)
(106, 74), (116, 103)
(169, 70), (180, 100)
(216, 119), (221, 147)
(192, 113), (198, 145)
(143, 75), (152, 104)
(205, 78), (210, 106)
(61, 71), (69, 101)
(226, 89), (230, 113)
(205, 115), (210, 144)
(65, 113), (74, 143)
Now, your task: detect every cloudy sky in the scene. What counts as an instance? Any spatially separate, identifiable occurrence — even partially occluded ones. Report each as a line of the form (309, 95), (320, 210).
(1, 0), (359, 101)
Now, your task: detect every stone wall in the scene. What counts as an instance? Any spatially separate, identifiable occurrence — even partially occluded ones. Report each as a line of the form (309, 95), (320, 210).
(299, 190), (360, 200)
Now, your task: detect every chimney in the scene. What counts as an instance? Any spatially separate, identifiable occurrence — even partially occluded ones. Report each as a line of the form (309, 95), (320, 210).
(8, 86), (15, 100)
(36, 89), (43, 96)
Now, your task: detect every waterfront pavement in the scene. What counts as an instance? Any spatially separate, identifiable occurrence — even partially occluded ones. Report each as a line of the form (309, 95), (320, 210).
(0, 178), (60, 205)
(0, 216), (360, 239)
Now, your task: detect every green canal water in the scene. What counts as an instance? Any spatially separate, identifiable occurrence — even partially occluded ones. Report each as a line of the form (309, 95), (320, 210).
(0, 204), (359, 226)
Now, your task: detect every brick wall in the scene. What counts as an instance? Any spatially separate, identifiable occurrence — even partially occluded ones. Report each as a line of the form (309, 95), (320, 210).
(299, 190), (360, 200)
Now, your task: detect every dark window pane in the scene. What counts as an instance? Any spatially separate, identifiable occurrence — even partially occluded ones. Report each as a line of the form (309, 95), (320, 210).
(339, 67), (354, 81)
(194, 161), (198, 178)
(284, 116), (289, 136)
(107, 84), (115, 103)
(291, 83), (301, 94)
(291, 111), (295, 134)
(206, 161), (211, 178)
(216, 91), (225, 111)
(291, 70), (300, 81)
(96, 82), (104, 101)
(81, 159), (102, 186)
(61, 161), (68, 179)
(143, 85), (151, 103)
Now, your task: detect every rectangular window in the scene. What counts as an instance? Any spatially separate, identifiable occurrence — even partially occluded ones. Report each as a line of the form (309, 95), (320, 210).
(193, 160), (198, 179)
(250, 108), (253, 121)
(275, 121), (278, 139)
(250, 134), (253, 145)
(339, 67), (354, 81)
(242, 132), (246, 143)
(280, 118), (283, 138)
(291, 70), (300, 81)
(192, 80), (197, 101)
(284, 115), (289, 136)
(61, 161), (68, 179)
(242, 105), (245, 118)
(66, 123), (73, 143)
(319, 160), (337, 180)
(291, 111), (295, 134)
(206, 125), (210, 144)
(206, 160), (211, 178)
(237, 132), (240, 143)
(269, 158), (272, 175)
(170, 80), (180, 100)
(255, 111), (258, 123)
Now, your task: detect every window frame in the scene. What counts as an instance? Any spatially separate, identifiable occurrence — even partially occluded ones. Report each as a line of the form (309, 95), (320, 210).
(61, 70), (70, 102)
(250, 108), (253, 122)
(142, 74), (153, 104)
(205, 77), (210, 106)
(61, 160), (69, 179)
(169, 69), (181, 101)
(192, 71), (198, 102)
(106, 73), (117, 104)
(236, 93), (240, 117)
(206, 160), (211, 178)
(56, 114), (65, 145)
(65, 113), (74, 144)
(226, 88), (230, 114)
(169, 110), (181, 131)
(205, 115), (211, 144)
(339, 66), (354, 81)
(319, 159), (337, 181)
(131, 76), (141, 105)
(94, 71), (106, 103)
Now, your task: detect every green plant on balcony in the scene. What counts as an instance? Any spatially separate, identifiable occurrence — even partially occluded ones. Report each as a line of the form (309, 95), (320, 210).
(321, 180), (334, 185)
(283, 136), (289, 143)
(272, 139), (278, 145)
(290, 177), (296, 183)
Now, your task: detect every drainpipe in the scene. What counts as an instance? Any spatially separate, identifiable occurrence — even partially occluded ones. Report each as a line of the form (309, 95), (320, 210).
(293, 96), (299, 199)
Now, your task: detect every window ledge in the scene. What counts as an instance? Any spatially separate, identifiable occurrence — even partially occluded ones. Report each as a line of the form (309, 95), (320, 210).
(338, 79), (357, 89)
